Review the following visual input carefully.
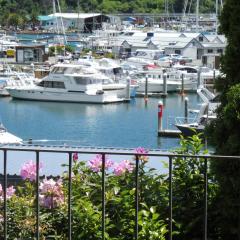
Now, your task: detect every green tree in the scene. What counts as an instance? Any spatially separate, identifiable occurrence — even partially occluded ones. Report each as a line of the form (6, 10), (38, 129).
(208, 0), (240, 239)
(7, 13), (25, 30)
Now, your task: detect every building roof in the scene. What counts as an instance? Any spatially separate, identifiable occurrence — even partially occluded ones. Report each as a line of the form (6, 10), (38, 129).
(48, 13), (102, 19)
(38, 15), (56, 21)
(202, 42), (226, 48)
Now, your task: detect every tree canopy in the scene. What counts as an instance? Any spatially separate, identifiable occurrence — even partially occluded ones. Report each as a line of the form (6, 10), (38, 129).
(208, 0), (240, 239)
(0, 0), (216, 21)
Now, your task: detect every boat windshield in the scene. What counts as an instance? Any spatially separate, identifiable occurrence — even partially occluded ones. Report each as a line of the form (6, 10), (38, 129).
(74, 77), (102, 85)
(37, 81), (65, 89)
(51, 67), (68, 74)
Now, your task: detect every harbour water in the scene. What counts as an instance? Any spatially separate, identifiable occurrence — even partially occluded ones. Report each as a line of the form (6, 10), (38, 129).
(0, 93), (201, 149)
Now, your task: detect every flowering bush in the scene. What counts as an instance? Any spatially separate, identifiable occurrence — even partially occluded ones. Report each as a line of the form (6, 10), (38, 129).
(39, 178), (64, 209)
(113, 160), (133, 176)
(0, 139), (214, 239)
(0, 184), (15, 201)
(20, 160), (43, 181)
(88, 154), (113, 172)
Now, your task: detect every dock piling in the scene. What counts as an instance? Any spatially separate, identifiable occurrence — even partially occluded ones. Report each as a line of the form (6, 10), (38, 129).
(144, 76), (148, 102)
(163, 73), (168, 96)
(197, 69), (201, 88)
(185, 97), (189, 123)
(180, 73), (185, 95)
(126, 76), (131, 101)
(158, 101), (163, 132)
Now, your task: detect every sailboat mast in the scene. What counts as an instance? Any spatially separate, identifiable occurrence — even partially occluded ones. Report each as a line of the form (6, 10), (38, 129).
(216, 0), (218, 33)
(196, 0), (199, 32)
(165, 0), (168, 15)
(53, 0), (60, 34)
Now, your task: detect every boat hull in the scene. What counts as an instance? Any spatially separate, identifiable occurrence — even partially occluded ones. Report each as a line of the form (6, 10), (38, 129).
(6, 88), (124, 103)
(175, 124), (204, 137)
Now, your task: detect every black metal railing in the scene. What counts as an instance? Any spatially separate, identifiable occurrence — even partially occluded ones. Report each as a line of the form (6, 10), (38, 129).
(0, 144), (240, 240)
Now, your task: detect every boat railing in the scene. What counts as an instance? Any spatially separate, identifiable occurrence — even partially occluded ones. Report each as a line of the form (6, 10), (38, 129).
(166, 116), (197, 130)
(174, 116), (198, 125)
(0, 144), (240, 239)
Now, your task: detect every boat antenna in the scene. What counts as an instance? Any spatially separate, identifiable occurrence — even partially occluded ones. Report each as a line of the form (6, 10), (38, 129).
(196, 0), (199, 32)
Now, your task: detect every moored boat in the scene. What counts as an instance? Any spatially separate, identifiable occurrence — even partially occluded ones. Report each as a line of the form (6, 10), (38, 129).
(6, 63), (128, 103)
(0, 123), (22, 144)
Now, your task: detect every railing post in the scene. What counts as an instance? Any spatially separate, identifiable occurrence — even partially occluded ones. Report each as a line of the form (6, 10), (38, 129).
(135, 155), (139, 240)
(68, 153), (72, 240)
(204, 158), (208, 240)
(169, 156), (173, 240)
(3, 150), (7, 239)
(102, 154), (106, 240)
(36, 151), (40, 240)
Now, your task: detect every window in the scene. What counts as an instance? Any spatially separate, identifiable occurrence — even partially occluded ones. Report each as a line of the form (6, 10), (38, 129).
(217, 49), (223, 54)
(208, 49), (213, 53)
(52, 81), (65, 89)
(51, 67), (67, 74)
(37, 81), (65, 89)
(175, 50), (181, 55)
(74, 77), (92, 85)
(199, 36), (203, 42)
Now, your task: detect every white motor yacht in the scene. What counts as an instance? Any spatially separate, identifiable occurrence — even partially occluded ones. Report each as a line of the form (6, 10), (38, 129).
(0, 65), (38, 96)
(0, 123), (22, 144)
(76, 58), (138, 98)
(132, 69), (197, 93)
(6, 63), (127, 103)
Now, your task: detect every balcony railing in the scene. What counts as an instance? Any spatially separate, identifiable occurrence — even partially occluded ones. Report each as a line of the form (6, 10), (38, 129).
(0, 144), (240, 240)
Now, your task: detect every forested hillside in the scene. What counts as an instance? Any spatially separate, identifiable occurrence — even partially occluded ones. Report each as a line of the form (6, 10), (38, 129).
(0, 0), (216, 17)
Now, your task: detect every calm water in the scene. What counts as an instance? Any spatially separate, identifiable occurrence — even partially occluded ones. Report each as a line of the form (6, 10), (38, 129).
(0, 93), (201, 150)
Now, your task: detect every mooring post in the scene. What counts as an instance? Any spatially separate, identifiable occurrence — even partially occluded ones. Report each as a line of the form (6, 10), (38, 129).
(158, 101), (163, 131)
(197, 69), (201, 88)
(144, 75), (148, 102)
(181, 73), (185, 95)
(184, 97), (189, 123)
(163, 72), (168, 96)
(126, 76), (131, 101)
(213, 69), (216, 94)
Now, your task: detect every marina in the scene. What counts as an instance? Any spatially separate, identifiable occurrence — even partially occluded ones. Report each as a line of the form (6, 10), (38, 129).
(1, 1), (240, 240)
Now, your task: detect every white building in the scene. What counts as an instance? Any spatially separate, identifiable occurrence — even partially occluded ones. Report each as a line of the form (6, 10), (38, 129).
(38, 13), (114, 32)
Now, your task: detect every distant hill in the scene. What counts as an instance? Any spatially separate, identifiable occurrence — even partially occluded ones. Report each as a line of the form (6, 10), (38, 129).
(0, 0), (217, 15)
(0, 0), (217, 28)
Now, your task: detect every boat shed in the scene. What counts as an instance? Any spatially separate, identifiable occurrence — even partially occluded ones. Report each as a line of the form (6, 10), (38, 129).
(15, 44), (47, 63)
(39, 13), (111, 32)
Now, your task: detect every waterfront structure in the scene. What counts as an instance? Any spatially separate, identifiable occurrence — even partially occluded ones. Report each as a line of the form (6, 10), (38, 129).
(15, 44), (47, 63)
(92, 30), (226, 62)
(38, 13), (117, 33)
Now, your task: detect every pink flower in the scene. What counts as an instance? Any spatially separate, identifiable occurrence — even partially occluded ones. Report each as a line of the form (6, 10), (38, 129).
(73, 153), (78, 162)
(6, 186), (15, 199)
(135, 147), (149, 162)
(88, 154), (113, 173)
(113, 160), (134, 176)
(135, 147), (148, 155)
(39, 178), (64, 209)
(20, 160), (43, 181)
(0, 184), (16, 202)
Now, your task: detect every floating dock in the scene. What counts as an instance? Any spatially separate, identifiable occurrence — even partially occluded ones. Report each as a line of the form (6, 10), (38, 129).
(136, 92), (167, 98)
